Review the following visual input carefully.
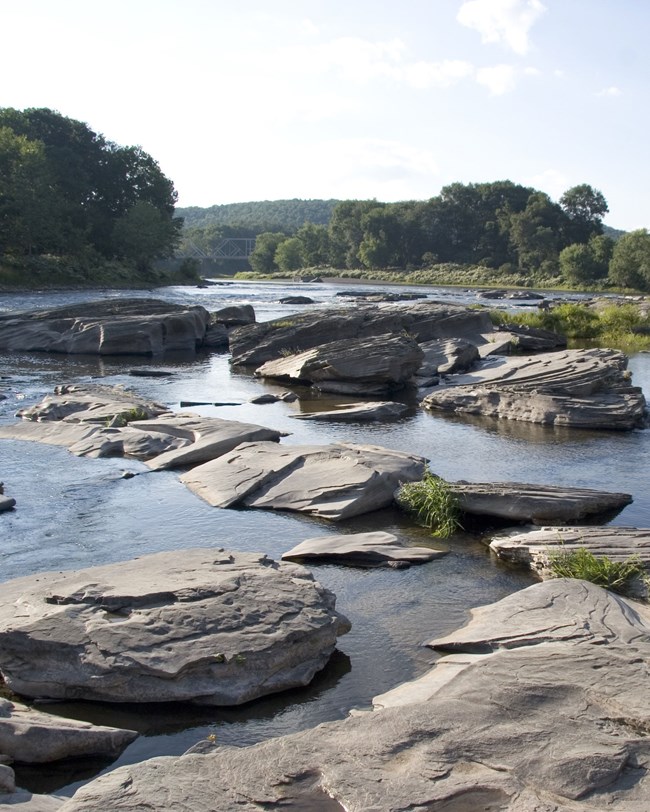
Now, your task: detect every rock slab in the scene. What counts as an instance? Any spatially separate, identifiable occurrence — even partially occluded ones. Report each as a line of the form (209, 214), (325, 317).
(0, 698), (137, 763)
(0, 549), (350, 705)
(282, 531), (446, 567)
(57, 579), (650, 811)
(181, 441), (427, 520)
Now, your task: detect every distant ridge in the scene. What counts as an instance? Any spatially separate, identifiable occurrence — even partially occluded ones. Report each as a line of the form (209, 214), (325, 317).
(177, 199), (340, 233)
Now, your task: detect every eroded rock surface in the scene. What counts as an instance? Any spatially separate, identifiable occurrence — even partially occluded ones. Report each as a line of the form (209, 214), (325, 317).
(230, 302), (493, 366)
(282, 531), (445, 567)
(422, 347), (646, 429)
(255, 333), (423, 395)
(181, 441), (427, 520)
(290, 401), (409, 421)
(0, 549), (350, 705)
(0, 299), (210, 355)
(449, 481), (632, 525)
(0, 386), (283, 468)
(57, 579), (650, 811)
(0, 698), (137, 763)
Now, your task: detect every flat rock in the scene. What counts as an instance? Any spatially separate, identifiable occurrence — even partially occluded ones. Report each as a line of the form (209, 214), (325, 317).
(281, 531), (446, 567)
(255, 333), (423, 395)
(0, 299), (210, 355)
(57, 579), (650, 811)
(490, 526), (650, 596)
(290, 401), (409, 421)
(230, 302), (493, 366)
(449, 481), (632, 525)
(0, 386), (283, 468)
(415, 337), (479, 386)
(0, 549), (350, 705)
(0, 697), (137, 763)
(422, 347), (647, 430)
(181, 441), (427, 520)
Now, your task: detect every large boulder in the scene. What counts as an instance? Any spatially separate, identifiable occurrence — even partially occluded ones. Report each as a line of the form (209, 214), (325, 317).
(255, 333), (423, 395)
(449, 480), (632, 525)
(0, 698), (137, 763)
(56, 579), (650, 811)
(0, 299), (210, 355)
(181, 441), (427, 520)
(0, 549), (350, 705)
(421, 347), (647, 430)
(229, 302), (493, 366)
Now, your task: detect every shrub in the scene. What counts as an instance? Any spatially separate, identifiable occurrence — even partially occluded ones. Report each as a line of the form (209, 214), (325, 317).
(396, 472), (461, 538)
(547, 546), (648, 597)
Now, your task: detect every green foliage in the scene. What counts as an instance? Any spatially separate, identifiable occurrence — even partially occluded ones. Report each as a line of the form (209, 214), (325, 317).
(396, 473), (461, 538)
(274, 237), (304, 273)
(608, 229), (650, 291)
(177, 199), (339, 232)
(0, 107), (180, 274)
(108, 407), (150, 428)
(547, 546), (647, 597)
(249, 231), (287, 274)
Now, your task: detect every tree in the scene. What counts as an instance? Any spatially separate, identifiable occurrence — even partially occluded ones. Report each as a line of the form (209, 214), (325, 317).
(508, 192), (565, 274)
(608, 229), (650, 291)
(560, 184), (608, 243)
(249, 232), (286, 274)
(112, 201), (181, 271)
(274, 237), (304, 273)
(295, 222), (329, 266)
(0, 107), (180, 265)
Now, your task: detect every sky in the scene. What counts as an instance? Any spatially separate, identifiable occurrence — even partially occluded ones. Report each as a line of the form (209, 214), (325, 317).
(1, 0), (648, 230)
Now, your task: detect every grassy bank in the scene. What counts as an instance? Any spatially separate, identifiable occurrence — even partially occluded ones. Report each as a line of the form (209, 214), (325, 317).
(490, 302), (650, 353)
(0, 255), (202, 292)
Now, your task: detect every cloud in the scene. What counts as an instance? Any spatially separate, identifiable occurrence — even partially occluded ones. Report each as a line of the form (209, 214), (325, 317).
(476, 64), (517, 94)
(457, 0), (546, 55)
(596, 86), (622, 97)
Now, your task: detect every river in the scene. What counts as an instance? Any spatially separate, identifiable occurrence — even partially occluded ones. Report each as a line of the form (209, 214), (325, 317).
(1, 280), (648, 797)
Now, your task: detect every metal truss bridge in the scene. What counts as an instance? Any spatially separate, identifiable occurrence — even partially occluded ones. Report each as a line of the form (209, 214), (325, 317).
(183, 238), (255, 260)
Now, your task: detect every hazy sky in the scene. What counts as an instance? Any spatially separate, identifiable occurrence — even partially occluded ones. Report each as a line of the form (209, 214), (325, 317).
(2, 0), (647, 229)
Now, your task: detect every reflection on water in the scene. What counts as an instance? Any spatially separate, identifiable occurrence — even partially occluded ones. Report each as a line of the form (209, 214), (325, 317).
(1, 281), (649, 795)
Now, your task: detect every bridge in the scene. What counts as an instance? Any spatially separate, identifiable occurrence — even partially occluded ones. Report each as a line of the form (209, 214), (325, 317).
(184, 238), (255, 260)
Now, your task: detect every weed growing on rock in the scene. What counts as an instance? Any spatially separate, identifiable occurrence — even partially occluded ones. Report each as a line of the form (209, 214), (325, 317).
(548, 546), (648, 597)
(108, 408), (150, 428)
(396, 473), (461, 538)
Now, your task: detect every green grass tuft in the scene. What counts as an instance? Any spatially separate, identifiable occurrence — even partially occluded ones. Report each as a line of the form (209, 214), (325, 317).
(547, 546), (648, 596)
(396, 472), (461, 538)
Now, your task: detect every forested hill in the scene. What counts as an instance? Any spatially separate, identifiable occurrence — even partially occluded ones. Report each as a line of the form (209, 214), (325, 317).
(177, 199), (340, 232)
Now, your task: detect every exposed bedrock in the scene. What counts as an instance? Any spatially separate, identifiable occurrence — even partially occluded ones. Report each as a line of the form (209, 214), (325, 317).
(0, 385), (283, 468)
(421, 347), (647, 429)
(229, 302), (494, 366)
(449, 481), (633, 525)
(57, 579), (650, 811)
(0, 698), (137, 764)
(281, 531), (446, 567)
(0, 299), (211, 355)
(180, 441), (428, 520)
(0, 549), (350, 705)
(255, 333), (423, 395)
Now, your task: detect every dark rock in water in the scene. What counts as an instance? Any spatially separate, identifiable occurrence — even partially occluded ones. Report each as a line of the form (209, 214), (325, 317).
(0, 481), (15, 513)
(448, 481), (632, 525)
(230, 303), (493, 366)
(495, 322), (567, 351)
(0, 299), (210, 356)
(249, 393), (281, 404)
(279, 296), (315, 304)
(210, 304), (255, 327)
(282, 531), (445, 567)
(255, 333), (423, 395)
(421, 347), (647, 430)
(129, 369), (175, 378)
(56, 579), (650, 812)
(0, 549), (350, 705)
(181, 441), (427, 520)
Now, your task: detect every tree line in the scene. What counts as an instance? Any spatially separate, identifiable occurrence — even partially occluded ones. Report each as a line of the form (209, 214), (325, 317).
(0, 108), (181, 273)
(236, 183), (649, 291)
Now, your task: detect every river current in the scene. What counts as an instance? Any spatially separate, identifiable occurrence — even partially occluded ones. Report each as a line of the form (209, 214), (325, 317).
(1, 280), (648, 796)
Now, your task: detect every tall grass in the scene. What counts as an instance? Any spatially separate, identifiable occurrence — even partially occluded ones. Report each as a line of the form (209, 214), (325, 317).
(395, 473), (461, 538)
(547, 546), (648, 597)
